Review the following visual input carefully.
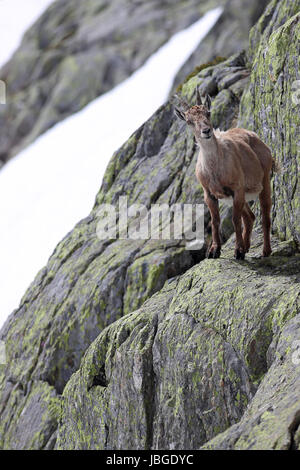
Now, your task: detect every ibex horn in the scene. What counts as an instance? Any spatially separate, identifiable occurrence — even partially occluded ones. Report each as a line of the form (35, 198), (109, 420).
(196, 86), (202, 106)
(174, 94), (190, 111)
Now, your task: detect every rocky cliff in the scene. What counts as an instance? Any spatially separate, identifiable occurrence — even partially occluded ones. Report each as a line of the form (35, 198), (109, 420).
(0, 0), (227, 167)
(57, 231), (299, 450)
(0, 0), (269, 168)
(0, 0), (299, 450)
(238, 0), (300, 243)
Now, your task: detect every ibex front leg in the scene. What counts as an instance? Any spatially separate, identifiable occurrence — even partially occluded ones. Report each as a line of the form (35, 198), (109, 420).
(204, 190), (221, 259)
(232, 190), (246, 260)
(259, 173), (272, 257)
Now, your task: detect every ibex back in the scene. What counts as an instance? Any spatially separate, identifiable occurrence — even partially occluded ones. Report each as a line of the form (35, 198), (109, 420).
(175, 90), (279, 260)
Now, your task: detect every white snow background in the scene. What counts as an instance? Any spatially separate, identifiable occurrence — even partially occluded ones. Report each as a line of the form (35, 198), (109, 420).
(0, 0), (55, 67)
(0, 4), (223, 328)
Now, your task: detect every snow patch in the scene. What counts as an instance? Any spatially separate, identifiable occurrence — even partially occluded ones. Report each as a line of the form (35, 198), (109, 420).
(0, 0), (54, 68)
(0, 7), (223, 328)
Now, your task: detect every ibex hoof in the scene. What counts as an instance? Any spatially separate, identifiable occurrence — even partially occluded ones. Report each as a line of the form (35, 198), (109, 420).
(207, 247), (221, 259)
(262, 248), (272, 257)
(235, 249), (245, 260)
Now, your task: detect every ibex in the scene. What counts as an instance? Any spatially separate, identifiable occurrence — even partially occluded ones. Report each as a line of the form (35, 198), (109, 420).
(175, 90), (278, 260)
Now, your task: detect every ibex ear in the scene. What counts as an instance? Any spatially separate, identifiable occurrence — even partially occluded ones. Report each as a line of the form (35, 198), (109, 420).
(204, 94), (212, 111)
(174, 107), (186, 121)
(196, 87), (202, 106)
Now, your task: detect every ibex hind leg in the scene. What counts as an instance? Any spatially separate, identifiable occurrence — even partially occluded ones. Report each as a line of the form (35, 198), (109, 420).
(242, 203), (255, 253)
(206, 243), (221, 259)
(259, 174), (272, 257)
(232, 192), (246, 260)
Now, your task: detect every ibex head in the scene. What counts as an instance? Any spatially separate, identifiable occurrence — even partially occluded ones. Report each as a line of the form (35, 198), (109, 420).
(174, 89), (213, 141)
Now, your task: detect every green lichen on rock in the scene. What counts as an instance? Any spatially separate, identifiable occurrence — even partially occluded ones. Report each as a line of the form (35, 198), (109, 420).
(0, 380), (58, 449)
(239, 3), (300, 243)
(175, 56), (227, 94)
(247, 0), (300, 64)
(122, 247), (193, 315)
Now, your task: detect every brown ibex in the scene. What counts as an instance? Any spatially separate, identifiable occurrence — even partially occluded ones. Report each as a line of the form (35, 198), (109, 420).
(175, 90), (278, 260)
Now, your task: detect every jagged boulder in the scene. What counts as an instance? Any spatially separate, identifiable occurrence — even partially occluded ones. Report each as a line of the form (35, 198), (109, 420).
(203, 310), (300, 449)
(56, 1), (300, 450)
(56, 231), (299, 449)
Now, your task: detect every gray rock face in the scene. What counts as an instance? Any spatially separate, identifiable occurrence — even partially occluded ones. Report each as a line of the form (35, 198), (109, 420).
(56, 231), (299, 450)
(172, 0), (270, 92)
(56, 1), (300, 450)
(238, 0), (300, 243)
(1, 0), (299, 451)
(0, 53), (247, 449)
(203, 310), (300, 450)
(0, 0), (226, 166)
